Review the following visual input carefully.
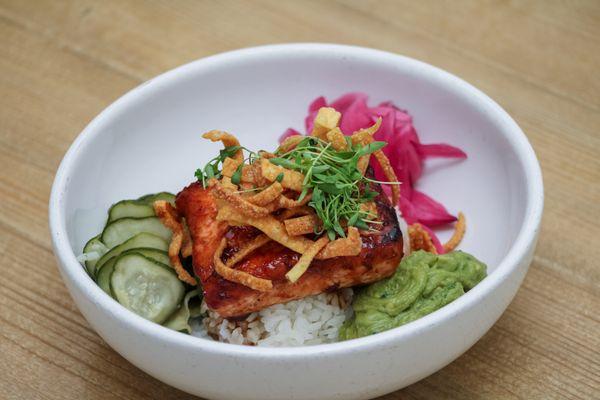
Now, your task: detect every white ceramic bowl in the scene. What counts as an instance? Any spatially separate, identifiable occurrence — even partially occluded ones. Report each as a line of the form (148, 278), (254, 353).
(49, 44), (543, 400)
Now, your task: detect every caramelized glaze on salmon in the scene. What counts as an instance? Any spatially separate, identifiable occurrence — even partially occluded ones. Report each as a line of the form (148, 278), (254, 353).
(176, 181), (403, 317)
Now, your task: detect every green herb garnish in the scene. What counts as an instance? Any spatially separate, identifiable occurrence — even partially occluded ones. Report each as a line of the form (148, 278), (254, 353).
(275, 136), (398, 239)
(195, 136), (399, 239)
(195, 145), (256, 188)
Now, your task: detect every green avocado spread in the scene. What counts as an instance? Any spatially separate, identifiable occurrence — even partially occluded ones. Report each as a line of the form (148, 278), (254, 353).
(339, 250), (487, 340)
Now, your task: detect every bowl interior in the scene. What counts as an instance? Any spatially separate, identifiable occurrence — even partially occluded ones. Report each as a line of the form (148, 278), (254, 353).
(64, 47), (528, 282)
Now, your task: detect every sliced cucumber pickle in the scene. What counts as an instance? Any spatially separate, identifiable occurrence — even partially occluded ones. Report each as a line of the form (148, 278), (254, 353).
(101, 217), (171, 249)
(97, 248), (171, 295)
(82, 235), (107, 276)
(95, 232), (169, 277)
(97, 257), (117, 295)
(111, 253), (184, 323)
(108, 200), (155, 223)
(137, 192), (176, 205)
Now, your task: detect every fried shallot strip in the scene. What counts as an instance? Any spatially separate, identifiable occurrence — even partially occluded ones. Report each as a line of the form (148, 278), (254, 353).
(285, 236), (330, 283)
(348, 118), (399, 204)
(351, 118), (381, 174)
(210, 180), (271, 217)
(260, 192), (313, 214)
(247, 182), (283, 206)
(284, 214), (321, 236)
(202, 130), (243, 163)
(213, 238), (272, 291)
(354, 117), (382, 137)
(216, 204), (313, 253)
(408, 223), (438, 254)
(326, 127), (347, 151)
(443, 212), (466, 252)
(241, 163), (260, 184)
(260, 158), (304, 192)
(220, 176), (238, 191)
(222, 157), (242, 177)
(278, 135), (304, 153)
(373, 149), (400, 205)
(153, 201), (197, 285)
(276, 192), (312, 208)
(316, 227), (362, 259)
(277, 206), (314, 220)
(225, 234), (271, 267)
(259, 150), (276, 159)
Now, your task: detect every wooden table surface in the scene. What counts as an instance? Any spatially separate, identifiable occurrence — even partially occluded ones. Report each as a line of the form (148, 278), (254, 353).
(1, 1), (599, 399)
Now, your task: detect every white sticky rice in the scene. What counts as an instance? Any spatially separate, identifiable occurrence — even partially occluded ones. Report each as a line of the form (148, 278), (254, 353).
(190, 289), (353, 346)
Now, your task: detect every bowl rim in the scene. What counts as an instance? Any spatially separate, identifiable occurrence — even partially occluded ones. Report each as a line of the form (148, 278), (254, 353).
(49, 43), (543, 358)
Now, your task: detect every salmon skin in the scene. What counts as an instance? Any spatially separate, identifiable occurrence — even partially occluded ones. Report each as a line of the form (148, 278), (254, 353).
(176, 181), (403, 317)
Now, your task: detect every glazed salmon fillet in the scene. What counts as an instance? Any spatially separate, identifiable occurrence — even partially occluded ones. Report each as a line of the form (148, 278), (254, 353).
(176, 182), (403, 317)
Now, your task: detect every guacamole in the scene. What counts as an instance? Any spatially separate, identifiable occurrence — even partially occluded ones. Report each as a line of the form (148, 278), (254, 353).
(339, 250), (487, 340)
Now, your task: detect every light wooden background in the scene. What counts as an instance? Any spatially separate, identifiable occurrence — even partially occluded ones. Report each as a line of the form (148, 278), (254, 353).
(1, 1), (598, 399)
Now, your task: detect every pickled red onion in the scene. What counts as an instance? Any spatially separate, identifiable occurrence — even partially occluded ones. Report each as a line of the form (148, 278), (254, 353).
(280, 93), (467, 253)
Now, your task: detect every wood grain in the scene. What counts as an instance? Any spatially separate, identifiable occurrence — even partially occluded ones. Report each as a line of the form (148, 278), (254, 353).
(0, 0), (598, 399)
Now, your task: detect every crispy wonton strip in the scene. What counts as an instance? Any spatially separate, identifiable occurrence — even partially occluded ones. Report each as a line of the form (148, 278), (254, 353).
(373, 149), (400, 205)
(260, 158), (304, 192)
(443, 212), (466, 252)
(202, 130), (243, 163)
(351, 118), (382, 174)
(325, 127), (347, 151)
(355, 117), (382, 137)
(153, 201), (197, 285)
(316, 227), (362, 259)
(211, 181), (271, 217)
(225, 234), (271, 267)
(222, 157), (242, 177)
(220, 176), (238, 191)
(216, 204), (313, 253)
(240, 165), (254, 183)
(284, 214), (321, 236)
(261, 193), (313, 214)
(213, 238), (272, 291)
(258, 150), (276, 159)
(181, 219), (193, 258)
(311, 107), (341, 140)
(408, 223), (438, 254)
(278, 135), (304, 153)
(240, 162), (269, 186)
(351, 130), (372, 146)
(286, 236), (330, 283)
(247, 182), (283, 206)
(276, 192), (312, 208)
(277, 206), (314, 220)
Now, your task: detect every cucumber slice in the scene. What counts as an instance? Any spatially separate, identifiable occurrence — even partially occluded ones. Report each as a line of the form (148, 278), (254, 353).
(97, 257), (117, 295)
(95, 232), (169, 276)
(97, 248), (171, 295)
(108, 200), (155, 223)
(82, 235), (108, 276)
(137, 192), (176, 205)
(163, 289), (202, 333)
(101, 217), (171, 249)
(111, 253), (184, 323)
